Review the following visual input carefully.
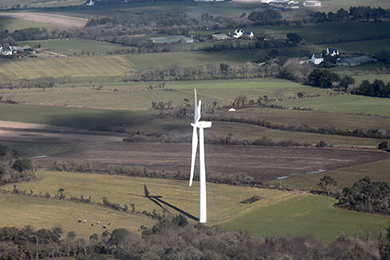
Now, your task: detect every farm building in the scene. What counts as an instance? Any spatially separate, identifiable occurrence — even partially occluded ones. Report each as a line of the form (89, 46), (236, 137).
(310, 54), (324, 65)
(337, 56), (377, 66)
(85, 0), (94, 6)
(150, 36), (194, 44)
(243, 32), (255, 39)
(303, 0), (321, 7)
(212, 33), (230, 40)
(326, 48), (339, 57)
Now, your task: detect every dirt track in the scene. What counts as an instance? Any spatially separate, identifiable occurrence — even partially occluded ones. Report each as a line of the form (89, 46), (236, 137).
(0, 120), (388, 182)
(0, 12), (88, 28)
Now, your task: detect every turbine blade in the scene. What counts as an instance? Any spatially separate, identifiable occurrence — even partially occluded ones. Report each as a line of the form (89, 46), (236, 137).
(189, 126), (198, 187)
(194, 89), (198, 123)
(197, 100), (201, 121)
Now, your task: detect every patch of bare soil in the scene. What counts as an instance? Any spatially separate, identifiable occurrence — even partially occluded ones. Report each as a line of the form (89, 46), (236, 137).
(1, 120), (388, 182)
(43, 142), (389, 182)
(0, 12), (87, 28)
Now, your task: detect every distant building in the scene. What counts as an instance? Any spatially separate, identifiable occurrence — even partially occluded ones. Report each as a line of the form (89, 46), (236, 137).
(212, 33), (230, 40)
(86, 0), (94, 6)
(233, 29), (244, 39)
(303, 0), (321, 7)
(337, 55), (377, 66)
(150, 36), (194, 44)
(326, 48), (339, 57)
(243, 31), (255, 39)
(310, 53), (323, 65)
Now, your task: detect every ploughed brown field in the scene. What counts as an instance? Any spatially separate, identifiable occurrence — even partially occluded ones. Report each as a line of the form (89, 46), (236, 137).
(1, 121), (388, 182)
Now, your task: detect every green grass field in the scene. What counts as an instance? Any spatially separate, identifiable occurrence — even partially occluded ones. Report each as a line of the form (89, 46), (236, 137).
(0, 15), (58, 31)
(2, 170), (389, 242)
(0, 55), (131, 80)
(268, 159), (390, 192)
(273, 94), (390, 117)
(2, 170), (293, 226)
(0, 78), (331, 110)
(256, 22), (390, 45)
(0, 192), (150, 237)
(221, 193), (390, 243)
(21, 39), (128, 56)
(234, 107), (390, 131)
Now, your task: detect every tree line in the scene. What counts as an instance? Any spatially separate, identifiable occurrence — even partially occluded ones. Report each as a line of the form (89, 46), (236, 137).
(309, 6), (390, 23)
(0, 144), (34, 185)
(1, 214), (390, 260)
(306, 69), (390, 98)
(0, 78), (55, 90)
(337, 176), (390, 215)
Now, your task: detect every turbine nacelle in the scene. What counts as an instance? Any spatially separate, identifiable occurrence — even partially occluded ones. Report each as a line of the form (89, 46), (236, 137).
(191, 121), (212, 128)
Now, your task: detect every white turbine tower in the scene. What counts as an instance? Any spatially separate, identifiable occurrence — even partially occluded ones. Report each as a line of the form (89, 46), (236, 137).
(189, 89), (212, 223)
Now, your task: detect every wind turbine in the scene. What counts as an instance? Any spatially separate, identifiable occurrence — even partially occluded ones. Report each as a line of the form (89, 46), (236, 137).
(189, 89), (212, 223)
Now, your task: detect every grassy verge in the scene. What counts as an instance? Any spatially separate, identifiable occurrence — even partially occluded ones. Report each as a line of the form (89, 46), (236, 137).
(221, 193), (390, 243)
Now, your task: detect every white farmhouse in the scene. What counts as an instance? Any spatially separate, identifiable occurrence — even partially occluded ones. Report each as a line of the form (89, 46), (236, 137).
(86, 0), (94, 6)
(310, 54), (323, 65)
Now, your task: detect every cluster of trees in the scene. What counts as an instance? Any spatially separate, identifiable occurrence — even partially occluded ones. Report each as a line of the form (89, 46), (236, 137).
(352, 79), (390, 98)
(337, 177), (390, 215)
(306, 69), (355, 91)
(1, 215), (389, 259)
(306, 69), (390, 99)
(0, 77), (55, 90)
(310, 6), (390, 23)
(0, 144), (34, 185)
(248, 9), (283, 25)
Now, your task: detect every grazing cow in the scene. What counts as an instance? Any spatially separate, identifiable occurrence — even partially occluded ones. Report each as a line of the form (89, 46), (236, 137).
(83, 219), (87, 223)
(107, 222), (111, 226)
(102, 226), (106, 229)
(91, 224), (94, 227)
(78, 220), (82, 223)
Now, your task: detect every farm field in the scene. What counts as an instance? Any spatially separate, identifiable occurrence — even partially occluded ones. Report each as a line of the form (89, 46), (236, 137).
(0, 0), (84, 9)
(0, 15), (58, 31)
(313, 39), (390, 55)
(221, 193), (390, 243)
(252, 22), (390, 44)
(22, 39), (129, 56)
(273, 94), (390, 117)
(2, 170), (293, 226)
(0, 12), (87, 29)
(267, 159), (390, 192)
(35, 141), (388, 182)
(226, 107), (390, 132)
(0, 78), (332, 110)
(0, 192), (150, 237)
(0, 55), (131, 80)
(2, 170), (390, 243)
(319, 0), (390, 12)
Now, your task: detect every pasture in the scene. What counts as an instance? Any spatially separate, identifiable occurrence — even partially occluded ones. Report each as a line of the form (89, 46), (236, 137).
(2, 170), (389, 242)
(0, 15), (57, 32)
(2, 170), (293, 225)
(256, 22), (390, 44)
(221, 193), (390, 243)
(0, 78), (331, 110)
(267, 159), (390, 192)
(22, 39), (128, 56)
(273, 94), (390, 117)
(0, 55), (131, 80)
(0, 192), (150, 237)
(0, 12), (87, 29)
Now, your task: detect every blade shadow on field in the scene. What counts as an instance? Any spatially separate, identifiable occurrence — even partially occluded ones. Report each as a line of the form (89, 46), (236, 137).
(143, 185), (199, 222)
